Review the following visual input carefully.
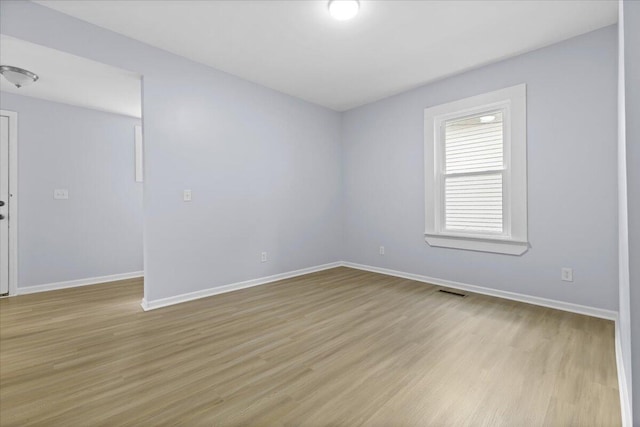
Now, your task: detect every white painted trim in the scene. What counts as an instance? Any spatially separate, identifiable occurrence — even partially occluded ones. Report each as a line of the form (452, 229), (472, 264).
(342, 262), (617, 320)
(616, 320), (633, 427)
(424, 84), (528, 255)
(617, 3), (633, 426)
(141, 260), (616, 320)
(0, 110), (19, 296)
(141, 262), (342, 311)
(424, 234), (528, 255)
(16, 271), (143, 295)
(134, 125), (143, 183)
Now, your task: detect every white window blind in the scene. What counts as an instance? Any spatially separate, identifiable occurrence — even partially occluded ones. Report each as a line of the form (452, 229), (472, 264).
(443, 110), (504, 234)
(424, 84), (527, 255)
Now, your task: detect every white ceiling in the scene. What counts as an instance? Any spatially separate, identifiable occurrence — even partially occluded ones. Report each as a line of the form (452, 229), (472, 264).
(0, 36), (141, 118)
(34, 0), (617, 111)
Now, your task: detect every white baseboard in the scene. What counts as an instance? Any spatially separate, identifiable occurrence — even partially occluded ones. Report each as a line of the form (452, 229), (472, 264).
(342, 262), (617, 320)
(140, 262), (342, 311)
(14, 261), (616, 322)
(615, 321), (633, 427)
(142, 260), (617, 320)
(16, 271), (144, 295)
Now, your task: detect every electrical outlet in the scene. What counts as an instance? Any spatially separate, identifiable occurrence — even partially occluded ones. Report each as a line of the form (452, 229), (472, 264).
(561, 268), (573, 282)
(261, 252), (267, 263)
(379, 246), (385, 255)
(183, 190), (192, 202)
(53, 189), (69, 200)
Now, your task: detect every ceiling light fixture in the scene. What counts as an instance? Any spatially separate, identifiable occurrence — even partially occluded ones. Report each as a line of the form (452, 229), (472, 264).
(480, 115), (496, 123)
(0, 65), (39, 88)
(328, 0), (360, 21)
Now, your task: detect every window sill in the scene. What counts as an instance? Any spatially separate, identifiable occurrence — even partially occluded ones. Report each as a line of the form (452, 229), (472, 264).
(424, 233), (529, 255)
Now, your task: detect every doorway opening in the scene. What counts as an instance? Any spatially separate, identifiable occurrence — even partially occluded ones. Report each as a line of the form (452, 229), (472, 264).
(0, 35), (144, 298)
(0, 110), (17, 296)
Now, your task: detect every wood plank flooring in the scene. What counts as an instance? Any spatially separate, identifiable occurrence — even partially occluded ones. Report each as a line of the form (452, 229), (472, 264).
(0, 267), (620, 426)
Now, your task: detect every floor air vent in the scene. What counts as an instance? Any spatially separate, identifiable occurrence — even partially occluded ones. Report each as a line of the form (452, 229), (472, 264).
(438, 289), (467, 297)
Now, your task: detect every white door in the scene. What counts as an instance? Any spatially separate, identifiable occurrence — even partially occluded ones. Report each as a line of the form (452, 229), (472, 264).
(0, 115), (9, 295)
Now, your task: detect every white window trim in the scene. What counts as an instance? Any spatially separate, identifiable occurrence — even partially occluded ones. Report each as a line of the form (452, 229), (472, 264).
(424, 84), (528, 255)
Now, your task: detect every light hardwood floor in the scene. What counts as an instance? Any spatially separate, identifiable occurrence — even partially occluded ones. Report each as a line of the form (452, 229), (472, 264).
(0, 267), (620, 426)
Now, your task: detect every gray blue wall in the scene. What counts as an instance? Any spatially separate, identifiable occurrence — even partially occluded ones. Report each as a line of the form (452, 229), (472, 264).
(341, 26), (619, 311)
(0, 0), (343, 302)
(0, 2), (621, 316)
(623, 0), (640, 423)
(0, 92), (143, 287)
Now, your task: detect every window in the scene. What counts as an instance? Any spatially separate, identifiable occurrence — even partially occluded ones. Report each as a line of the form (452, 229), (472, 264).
(424, 84), (528, 255)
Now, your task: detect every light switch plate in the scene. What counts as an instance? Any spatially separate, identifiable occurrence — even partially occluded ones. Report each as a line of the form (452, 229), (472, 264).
(561, 268), (573, 282)
(53, 189), (69, 200)
(183, 190), (192, 202)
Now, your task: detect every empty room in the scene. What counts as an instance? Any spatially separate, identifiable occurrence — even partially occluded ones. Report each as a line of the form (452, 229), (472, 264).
(0, 0), (638, 426)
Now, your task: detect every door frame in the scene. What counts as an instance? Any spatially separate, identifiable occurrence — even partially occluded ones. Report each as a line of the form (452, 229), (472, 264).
(1, 110), (18, 296)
